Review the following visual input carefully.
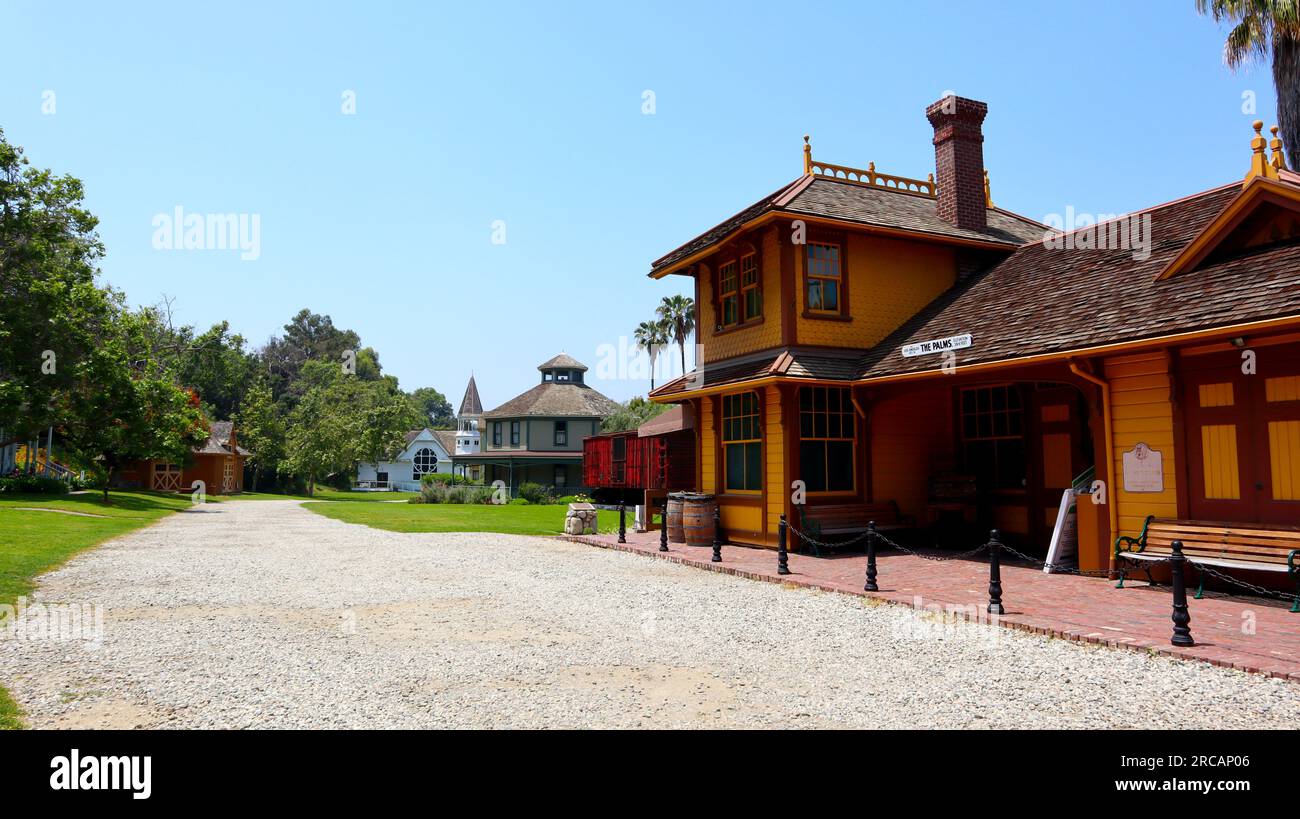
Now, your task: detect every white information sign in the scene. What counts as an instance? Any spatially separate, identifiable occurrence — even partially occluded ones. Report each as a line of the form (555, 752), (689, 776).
(901, 333), (972, 358)
(1122, 442), (1164, 494)
(1044, 490), (1078, 575)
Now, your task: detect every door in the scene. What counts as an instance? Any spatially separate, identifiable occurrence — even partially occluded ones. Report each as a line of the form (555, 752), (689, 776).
(1028, 386), (1089, 545)
(1183, 344), (1300, 525)
(152, 462), (181, 492)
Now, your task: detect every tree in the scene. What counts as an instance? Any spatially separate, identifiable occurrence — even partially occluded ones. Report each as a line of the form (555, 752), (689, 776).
(601, 396), (669, 433)
(234, 377), (284, 492)
(58, 308), (210, 501)
(282, 360), (417, 495)
(633, 319), (670, 390)
(259, 309), (364, 404)
(655, 294), (696, 376)
(1198, 0), (1300, 159)
(408, 386), (454, 427)
(0, 126), (110, 448)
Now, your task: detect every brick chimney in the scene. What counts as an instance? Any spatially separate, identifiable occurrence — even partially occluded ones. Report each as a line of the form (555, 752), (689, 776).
(926, 95), (988, 231)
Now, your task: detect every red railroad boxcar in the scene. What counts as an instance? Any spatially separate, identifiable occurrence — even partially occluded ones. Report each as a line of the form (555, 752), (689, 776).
(583, 405), (695, 511)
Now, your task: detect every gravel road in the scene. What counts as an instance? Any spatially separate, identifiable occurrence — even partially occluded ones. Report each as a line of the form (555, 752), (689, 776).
(3, 499), (1299, 729)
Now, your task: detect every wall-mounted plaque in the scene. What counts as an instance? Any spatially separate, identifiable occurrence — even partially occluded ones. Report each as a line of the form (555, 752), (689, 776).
(1122, 442), (1164, 493)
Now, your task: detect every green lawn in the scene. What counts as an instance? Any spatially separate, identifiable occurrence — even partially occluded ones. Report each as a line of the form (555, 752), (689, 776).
(0, 489), (203, 729)
(305, 500), (619, 536)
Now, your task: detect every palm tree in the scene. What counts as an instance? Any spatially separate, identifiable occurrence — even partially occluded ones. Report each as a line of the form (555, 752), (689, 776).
(633, 319), (669, 390)
(655, 294), (696, 376)
(1198, 0), (1300, 160)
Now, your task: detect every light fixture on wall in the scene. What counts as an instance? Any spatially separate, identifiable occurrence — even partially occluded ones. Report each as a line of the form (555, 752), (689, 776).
(1230, 337), (1246, 348)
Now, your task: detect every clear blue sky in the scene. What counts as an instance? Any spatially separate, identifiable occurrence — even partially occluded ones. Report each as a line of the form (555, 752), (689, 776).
(0, 0), (1278, 409)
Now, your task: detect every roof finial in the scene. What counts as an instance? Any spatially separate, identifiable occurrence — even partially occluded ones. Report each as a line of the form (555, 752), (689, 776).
(803, 134), (812, 175)
(983, 169), (993, 208)
(1270, 125), (1289, 171)
(1245, 120), (1279, 185)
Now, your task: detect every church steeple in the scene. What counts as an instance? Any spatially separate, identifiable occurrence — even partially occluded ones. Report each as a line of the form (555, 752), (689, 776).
(459, 374), (484, 418)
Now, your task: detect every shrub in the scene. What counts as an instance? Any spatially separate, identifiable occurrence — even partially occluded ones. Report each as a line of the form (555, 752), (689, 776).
(467, 486), (495, 505)
(508, 497), (530, 505)
(554, 493), (592, 506)
(0, 475), (71, 495)
(517, 482), (551, 504)
(414, 483), (446, 504)
(420, 472), (472, 486)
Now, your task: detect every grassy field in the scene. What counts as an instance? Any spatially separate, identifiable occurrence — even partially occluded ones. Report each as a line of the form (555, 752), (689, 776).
(305, 499), (620, 536)
(0, 489), (204, 729)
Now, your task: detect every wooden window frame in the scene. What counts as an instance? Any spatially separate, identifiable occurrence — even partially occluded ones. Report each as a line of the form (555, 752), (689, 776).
(554, 420), (568, 446)
(740, 252), (761, 322)
(958, 384), (1027, 491)
(712, 246), (763, 334)
(721, 391), (762, 494)
(492, 422), (502, 447)
(803, 238), (849, 320)
(798, 386), (856, 495)
(510, 421), (521, 446)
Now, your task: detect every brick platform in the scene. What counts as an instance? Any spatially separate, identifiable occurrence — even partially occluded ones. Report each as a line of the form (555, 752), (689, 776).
(559, 530), (1300, 682)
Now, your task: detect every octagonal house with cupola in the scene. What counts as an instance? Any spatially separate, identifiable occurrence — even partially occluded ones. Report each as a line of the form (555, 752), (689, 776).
(450, 353), (620, 494)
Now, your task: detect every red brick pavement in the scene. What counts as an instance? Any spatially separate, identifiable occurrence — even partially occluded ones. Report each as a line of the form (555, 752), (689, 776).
(559, 530), (1300, 682)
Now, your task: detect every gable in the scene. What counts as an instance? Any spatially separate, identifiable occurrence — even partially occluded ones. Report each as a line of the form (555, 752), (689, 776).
(1156, 176), (1300, 281)
(397, 429), (450, 462)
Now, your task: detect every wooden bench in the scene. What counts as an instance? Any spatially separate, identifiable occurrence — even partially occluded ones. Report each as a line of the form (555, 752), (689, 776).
(1114, 516), (1300, 612)
(796, 502), (915, 557)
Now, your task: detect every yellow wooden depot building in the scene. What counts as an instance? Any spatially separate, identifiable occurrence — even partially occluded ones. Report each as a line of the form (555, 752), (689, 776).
(648, 95), (1300, 575)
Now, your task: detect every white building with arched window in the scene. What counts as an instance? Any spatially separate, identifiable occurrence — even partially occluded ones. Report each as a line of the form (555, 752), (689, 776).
(356, 428), (454, 491)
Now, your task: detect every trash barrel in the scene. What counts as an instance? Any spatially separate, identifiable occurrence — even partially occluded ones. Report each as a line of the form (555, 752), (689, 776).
(667, 492), (687, 543)
(681, 493), (717, 548)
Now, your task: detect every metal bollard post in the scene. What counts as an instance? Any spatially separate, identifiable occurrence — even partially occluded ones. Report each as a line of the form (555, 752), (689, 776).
(712, 505), (723, 562)
(987, 529), (1005, 615)
(777, 514), (790, 575)
(618, 502), (627, 544)
(864, 520), (878, 592)
(659, 499), (669, 552)
(1170, 540), (1195, 647)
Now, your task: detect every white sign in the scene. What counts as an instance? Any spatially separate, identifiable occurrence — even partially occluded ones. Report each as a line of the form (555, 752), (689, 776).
(1044, 490), (1078, 574)
(1122, 443), (1164, 493)
(901, 333), (972, 358)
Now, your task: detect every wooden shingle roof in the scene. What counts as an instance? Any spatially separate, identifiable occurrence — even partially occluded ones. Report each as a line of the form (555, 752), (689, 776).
(483, 382), (621, 419)
(858, 181), (1300, 379)
(649, 176), (1045, 276)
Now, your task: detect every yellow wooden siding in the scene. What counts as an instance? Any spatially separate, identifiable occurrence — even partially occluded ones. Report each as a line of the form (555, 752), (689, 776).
(699, 398), (716, 494)
(721, 504), (762, 535)
(1266, 376), (1300, 403)
(1197, 382), (1234, 407)
(1105, 352), (1180, 537)
(764, 386), (785, 534)
(701, 227), (783, 363)
(1269, 420), (1300, 501)
(795, 234), (956, 349)
(1200, 424), (1241, 499)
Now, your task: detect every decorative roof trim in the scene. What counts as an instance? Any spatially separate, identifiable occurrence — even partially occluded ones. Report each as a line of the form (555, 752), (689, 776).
(1155, 176), (1300, 281)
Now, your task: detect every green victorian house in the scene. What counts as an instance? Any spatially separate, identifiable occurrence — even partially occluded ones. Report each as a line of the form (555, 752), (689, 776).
(450, 354), (620, 493)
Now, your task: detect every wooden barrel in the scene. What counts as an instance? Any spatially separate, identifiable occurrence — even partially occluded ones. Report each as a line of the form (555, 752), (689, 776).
(681, 493), (717, 548)
(666, 493), (686, 543)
